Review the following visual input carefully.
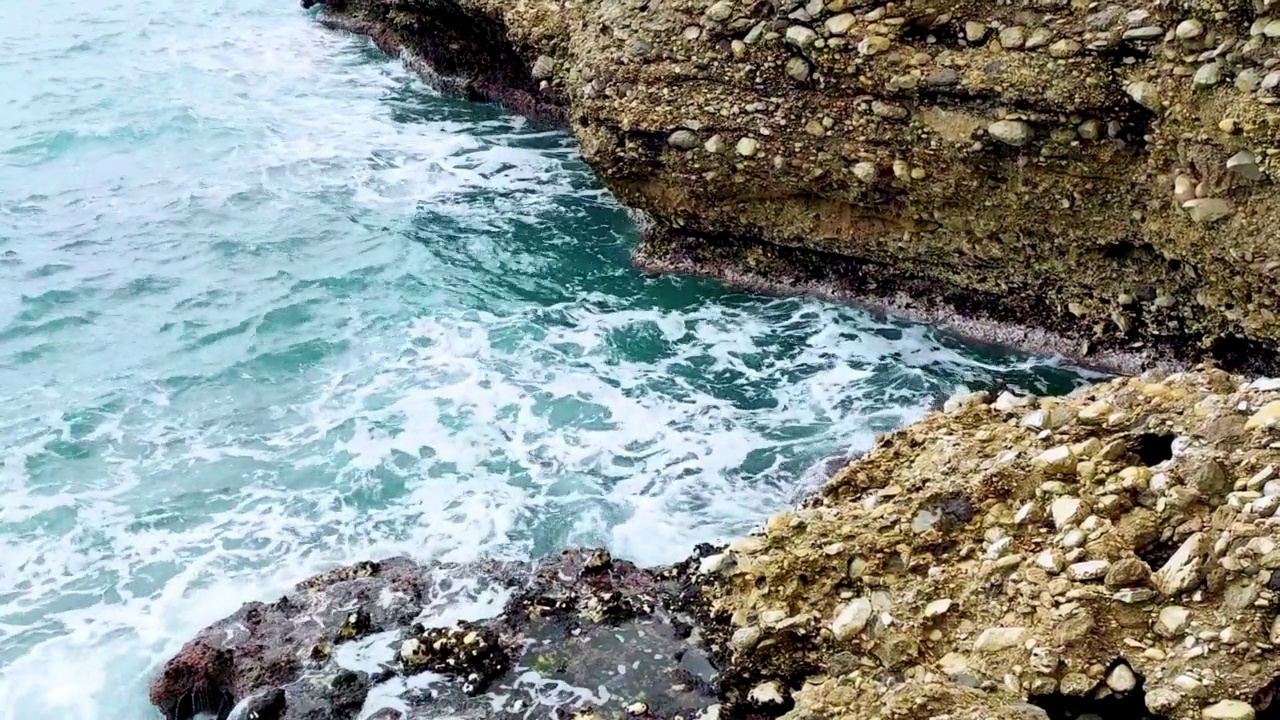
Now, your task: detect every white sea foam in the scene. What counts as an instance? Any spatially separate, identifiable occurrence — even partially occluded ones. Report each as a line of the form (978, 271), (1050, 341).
(0, 1), (1091, 719)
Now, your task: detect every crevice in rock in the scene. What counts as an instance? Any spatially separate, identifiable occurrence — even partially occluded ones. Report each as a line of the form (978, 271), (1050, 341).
(1028, 660), (1162, 720)
(1254, 677), (1280, 719)
(1129, 432), (1175, 467)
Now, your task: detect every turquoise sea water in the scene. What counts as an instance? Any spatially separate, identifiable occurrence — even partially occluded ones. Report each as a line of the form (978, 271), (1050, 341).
(0, 1), (1092, 717)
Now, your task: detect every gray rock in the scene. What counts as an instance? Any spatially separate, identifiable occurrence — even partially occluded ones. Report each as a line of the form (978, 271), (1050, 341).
(735, 136), (759, 156)
(926, 68), (959, 86)
(785, 24), (818, 49)
(824, 12), (855, 35)
(1175, 19), (1204, 39)
(988, 119), (1034, 146)
(1024, 27), (1053, 50)
(1193, 62), (1222, 87)
(1227, 150), (1262, 181)
(785, 56), (811, 81)
(1048, 39), (1081, 58)
(965, 21), (987, 43)
(667, 130), (700, 150)
(998, 26), (1026, 49)
(1182, 198), (1232, 224)
(530, 55), (555, 80)
(1127, 81), (1160, 109)
(705, 0), (733, 22)
(1236, 68), (1262, 93)
(1123, 25), (1165, 40)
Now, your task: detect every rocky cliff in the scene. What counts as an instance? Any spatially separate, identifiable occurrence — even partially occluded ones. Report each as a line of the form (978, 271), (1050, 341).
(307, 0), (1280, 372)
(153, 369), (1280, 720)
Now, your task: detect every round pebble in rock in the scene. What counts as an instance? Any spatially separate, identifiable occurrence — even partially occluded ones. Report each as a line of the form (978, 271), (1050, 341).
(987, 119), (1034, 146)
(1175, 18), (1203, 39)
(1193, 62), (1222, 87)
(736, 137), (759, 156)
(667, 130), (700, 150)
(785, 56), (811, 81)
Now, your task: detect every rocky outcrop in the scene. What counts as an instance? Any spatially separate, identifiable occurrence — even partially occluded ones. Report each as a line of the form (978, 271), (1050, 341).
(305, 0), (1280, 372)
(153, 369), (1280, 720)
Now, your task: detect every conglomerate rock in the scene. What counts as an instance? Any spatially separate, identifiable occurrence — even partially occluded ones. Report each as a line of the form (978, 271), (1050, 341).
(153, 368), (1280, 720)
(693, 368), (1280, 720)
(306, 0), (1280, 371)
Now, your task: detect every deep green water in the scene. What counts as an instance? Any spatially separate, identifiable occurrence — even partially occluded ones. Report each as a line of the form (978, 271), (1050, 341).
(0, 1), (1093, 717)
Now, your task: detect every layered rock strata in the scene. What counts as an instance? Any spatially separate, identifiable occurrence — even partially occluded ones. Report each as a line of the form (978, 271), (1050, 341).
(306, 0), (1280, 371)
(153, 369), (1280, 720)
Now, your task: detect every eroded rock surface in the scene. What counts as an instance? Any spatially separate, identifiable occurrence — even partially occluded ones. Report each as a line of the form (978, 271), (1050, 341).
(306, 0), (1280, 371)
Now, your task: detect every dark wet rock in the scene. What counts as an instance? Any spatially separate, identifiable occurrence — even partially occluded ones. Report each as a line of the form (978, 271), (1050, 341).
(225, 688), (286, 720)
(152, 549), (725, 720)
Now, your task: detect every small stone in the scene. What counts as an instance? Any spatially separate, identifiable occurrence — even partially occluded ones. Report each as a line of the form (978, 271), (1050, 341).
(858, 34), (891, 54)
(1227, 150), (1262, 181)
(852, 161), (877, 183)
(627, 701), (650, 715)
(1076, 120), (1102, 140)
(1107, 663), (1137, 693)
(1202, 700), (1256, 720)
(704, 134), (724, 153)
(998, 26), (1025, 49)
(926, 68), (959, 86)
(824, 13), (856, 35)
(1036, 549), (1065, 573)
(531, 55), (555, 80)
(736, 137), (759, 157)
(1267, 20), (1280, 38)
(1123, 25), (1165, 40)
(1126, 9), (1151, 26)
(1236, 69), (1262, 93)
(1067, 560), (1110, 581)
(785, 56), (811, 82)
(1182, 198), (1232, 224)
(683, 25), (702, 40)
(924, 599), (953, 617)
(1104, 557), (1151, 588)
(987, 119), (1034, 146)
(973, 627), (1028, 652)
(748, 681), (785, 705)
(1127, 81), (1160, 110)
(965, 21), (987, 43)
(1035, 446), (1076, 475)
(1193, 62), (1222, 87)
(1247, 401), (1280, 429)
(730, 625), (761, 651)
(668, 130), (700, 150)
(831, 598), (873, 640)
(1152, 533), (1210, 596)
(786, 25), (818, 48)
(1176, 19), (1204, 39)
(1078, 400), (1112, 425)
(699, 553), (728, 574)
(871, 101), (909, 120)
(1114, 588), (1155, 603)
(705, 0), (733, 21)
(1051, 497), (1083, 529)
(1025, 27), (1053, 50)
(804, 120), (825, 137)
(1174, 174), (1197, 203)
(1147, 689), (1181, 714)
(1156, 605), (1190, 637)
(1264, 71), (1280, 92)
(1048, 39), (1081, 58)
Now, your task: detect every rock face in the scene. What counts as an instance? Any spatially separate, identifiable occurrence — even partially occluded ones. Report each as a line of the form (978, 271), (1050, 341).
(308, 0), (1280, 372)
(153, 368), (1280, 720)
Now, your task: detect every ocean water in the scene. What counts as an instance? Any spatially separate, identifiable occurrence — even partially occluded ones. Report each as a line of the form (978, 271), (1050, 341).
(0, 1), (1094, 718)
